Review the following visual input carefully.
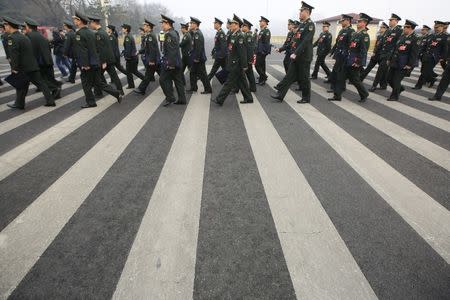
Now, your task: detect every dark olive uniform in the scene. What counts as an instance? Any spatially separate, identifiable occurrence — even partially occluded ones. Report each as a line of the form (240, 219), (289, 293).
(26, 30), (60, 91)
(329, 25), (355, 90)
(179, 30), (192, 85)
(387, 32), (419, 100)
(255, 27), (271, 83)
(431, 35), (450, 100)
(64, 29), (78, 82)
(74, 26), (120, 106)
(189, 29), (212, 92)
(207, 28), (227, 81)
(372, 24), (403, 89)
(160, 28), (186, 104)
(333, 29), (370, 100)
(215, 30), (253, 104)
(274, 18), (315, 102)
(244, 30), (257, 92)
(279, 30), (294, 73)
(361, 32), (384, 80)
(108, 32), (128, 76)
(415, 31), (448, 88)
(8, 31), (55, 108)
(137, 30), (160, 93)
(312, 30), (332, 78)
(123, 32), (144, 88)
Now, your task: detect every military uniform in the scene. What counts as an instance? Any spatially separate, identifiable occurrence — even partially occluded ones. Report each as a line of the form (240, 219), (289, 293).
(107, 25), (128, 77)
(387, 23), (419, 100)
(122, 25), (145, 89)
(415, 22), (448, 89)
(63, 22), (78, 83)
(272, 14), (315, 103)
(371, 14), (403, 90)
(159, 15), (186, 106)
(278, 26), (295, 73)
(214, 15), (253, 105)
(6, 20), (55, 109)
(430, 34), (450, 100)
(243, 18), (257, 93)
(255, 17), (271, 84)
(311, 24), (332, 79)
(179, 23), (192, 85)
(207, 19), (228, 81)
(329, 18), (354, 92)
(361, 22), (387, 81)
(136, 21), (160, 94)
(188, 17), (212, 93)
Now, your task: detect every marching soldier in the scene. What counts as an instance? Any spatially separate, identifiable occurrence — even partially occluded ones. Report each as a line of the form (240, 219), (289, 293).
(255, 16), (271, 85)
(3, 16), (56, 109)
(441, 22), (449, 70)
(360, 22), (388, 80)
(429, 33), (450, 101)
(134, 19), (160, 95)
(211, 14), (253, 106)
(328, 13), (371, 102)
(179, 22), (192, 86)
(88, 15), (124, 97)
(311, 21), (332, 79)
(207, 18), (228, 81)
(414, 21), (448, 89)
(23, 17), (61, 99)
(276, 19), (295, 73)
(242, 18), (257, 92)
(327, 14), (354, 92)
(413, 25), (432, 87)
(159, 15), (186, 107)
(63, 20), (77, 84)
(121, 23), (145, 89)
(72, 11), (122, 108)
(271, 1), (315, 104)
(369, 13), (402, 91)
(387, 19), (419, 101)
(106, 25), (128, 77)
(187, 17), (212, 94)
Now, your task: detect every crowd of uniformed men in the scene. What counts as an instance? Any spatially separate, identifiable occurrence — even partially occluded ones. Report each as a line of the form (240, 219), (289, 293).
(0, 1), (449, 109)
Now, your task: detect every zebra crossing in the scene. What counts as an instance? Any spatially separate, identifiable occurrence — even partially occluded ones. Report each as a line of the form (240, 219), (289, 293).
(0, 62), (449, 299)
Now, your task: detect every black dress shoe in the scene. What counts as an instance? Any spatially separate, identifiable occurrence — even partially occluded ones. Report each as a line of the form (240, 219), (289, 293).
(428, 96), (441, 101)
(126, 86), (135, 89)
(400, 86), (405, 94)
(378, 86), (387, 90)
(211, 98), (223, 106)
(328, 96), (341, 101)
(81, 103), (97, 108)
(240, 100), (254, 104)
(163, 100), (173, 107)
(66, 79), (75, 84)
(201, 90), (212, 94)
(359, 96), (368, 103)
(53, 87), (62, 99)
(412, 86), (422, 90)
(368, 86), (376, 92)
(174, 101), (187, 105)
(0, 80), (3, 86)
(117, 94), (123, 103)
(120, 90), (125, 96)
(44, 102), (56, 107)
(270, 94), (283, 102)
(387, 97), (398, 101)
(428, 79), (436, 88)
(258, 80), (266, 86)
(310, 76), (318, 80)
(297, 99), (310, 104)
(7, 103), (25, 110)
(133, 89), (145, 95)
(326, 89), (334, 93)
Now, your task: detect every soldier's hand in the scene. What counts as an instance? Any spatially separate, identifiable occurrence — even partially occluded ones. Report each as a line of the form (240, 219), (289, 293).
(12, 70), (18, 74)
(149, 62), (155, 66)
(102, 63), (107, 70)
(243, 67), (248, 72)
(404, 65), (411, 70)
(194, 59), (200, 63)
(81, 66), (90, 70)
(290, 54), (297, 60)
(352, 63), (360, 68)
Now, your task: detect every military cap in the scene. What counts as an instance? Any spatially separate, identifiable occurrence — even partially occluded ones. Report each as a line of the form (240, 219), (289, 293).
(446, 22), (450, 25)
(322, 21), (331, 27)
(214, 18), (223, 25)
(107, 24), (116, 31)
(389, 13), (401, 21)
(341, 14), (353, 21)
(87, 15), (102, 22)
(23, 17), (39, 27)
(434, 20), (446, 26)
(72, 10), (90, 24)
(231, 14), (243, 27)
(161, 15), (175, 25)
(180, 22), (189, 29)
(144, 19), (155, 27)
(243, 18), (253, 28)
(63, 20), (74, 29)
(190, 17), (201, 25)
(422, 25), (431, 30)
(260, 16), (270, 23)
(405, 19), (418, 29)
(121, 23), (131, 31)
(380, 22), (388, 28)
(288, 19), (295, 25)
(293, 20), (301, 26)
(2, 16), (21, 28)
(358, 13), (373, 23)
(227, 18), (232, 24)
(300, 1), (314, 12)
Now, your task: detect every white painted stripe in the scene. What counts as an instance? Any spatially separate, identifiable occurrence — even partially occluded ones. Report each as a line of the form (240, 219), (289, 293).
(266, 72), (450, 264)
(0, 87), (164, 299)
(0, 79), (138, 181)
(309, 81), (450, 171)
(236, 92), (377, 298)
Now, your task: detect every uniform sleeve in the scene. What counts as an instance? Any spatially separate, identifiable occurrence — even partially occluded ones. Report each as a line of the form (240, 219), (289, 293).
(325, 34), (332, 53)
(294, 23), (314, 56)
(237, 35), (247, 69)
(408, 36), (419, 67)
(8, 36), (20, 71)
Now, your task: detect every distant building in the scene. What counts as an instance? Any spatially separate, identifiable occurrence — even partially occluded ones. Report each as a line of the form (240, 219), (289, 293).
(315, 13), (384, 51)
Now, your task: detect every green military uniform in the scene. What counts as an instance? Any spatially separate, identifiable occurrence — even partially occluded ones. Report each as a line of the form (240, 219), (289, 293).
(188, 17), (212, 93)
(207, 18), (228, 81)
(107, 25), (128, 77)
(179, 23), (192, 85)
(159, 15), (186, 106)
(279, 29), (295, 73)
(122, 24), (145, 89)
(136, 20), (160, 94)
(311, 23), (332, 78)
(243, 18), (257, 93)
(430, 31), (450, 100)
(255, 17), (271, 84)
(361, 23), (387, 80)
(214, 15), (253, 105)
(63, 22), (78, 83)
(388, 20), (419, 100)
(371, 14), (403, 90)
(272, 12), (315, 103)
(5, 18), (55, 109)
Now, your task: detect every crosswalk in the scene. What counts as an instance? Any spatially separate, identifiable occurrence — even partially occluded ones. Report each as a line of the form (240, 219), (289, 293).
(0, 62), (449, 299)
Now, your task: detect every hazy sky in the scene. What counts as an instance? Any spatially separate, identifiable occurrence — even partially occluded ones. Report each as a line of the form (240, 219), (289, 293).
(142, 0), (449, 35)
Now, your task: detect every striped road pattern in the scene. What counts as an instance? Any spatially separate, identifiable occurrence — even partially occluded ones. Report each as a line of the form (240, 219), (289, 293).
(0, 61), (449, 299)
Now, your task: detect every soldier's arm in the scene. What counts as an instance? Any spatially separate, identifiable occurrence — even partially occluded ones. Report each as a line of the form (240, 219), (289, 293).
(219, 33), (227, 57)
(294, 23), (314, 56)
(325, 34), (332, 53)
(8, 37), (20, 71)
(263, 30), (271, 54)
(440, 36), (448, 61)
(408, 38), (419, 67)
(63, 34), (71, 56)
(237, 35), (247, 70)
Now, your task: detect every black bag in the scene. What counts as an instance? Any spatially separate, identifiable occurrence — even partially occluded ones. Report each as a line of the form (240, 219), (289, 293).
(5, 72), (30, 89)
(215, 69), (229, 85)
